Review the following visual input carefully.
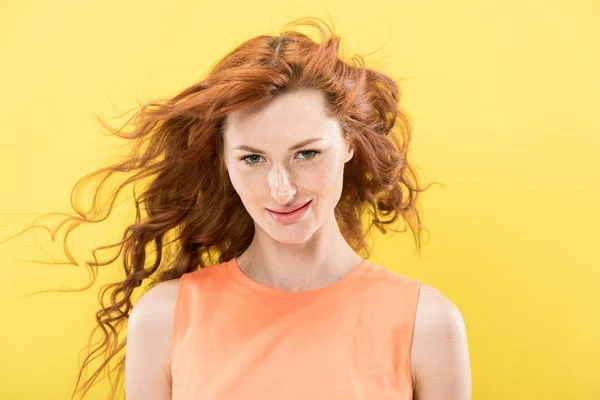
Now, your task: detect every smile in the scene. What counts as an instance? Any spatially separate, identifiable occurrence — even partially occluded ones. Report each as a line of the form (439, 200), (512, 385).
(266, 200), (312, 224)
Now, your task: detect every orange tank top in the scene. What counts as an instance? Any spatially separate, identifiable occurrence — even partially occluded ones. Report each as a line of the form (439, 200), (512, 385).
(170, 257), (421, 399)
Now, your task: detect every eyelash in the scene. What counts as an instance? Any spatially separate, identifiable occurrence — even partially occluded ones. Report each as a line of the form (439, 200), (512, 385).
(239, 149), (321, 165)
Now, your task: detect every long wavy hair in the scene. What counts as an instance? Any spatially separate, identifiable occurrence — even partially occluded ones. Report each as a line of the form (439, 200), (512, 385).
(2, 16), (436, 400)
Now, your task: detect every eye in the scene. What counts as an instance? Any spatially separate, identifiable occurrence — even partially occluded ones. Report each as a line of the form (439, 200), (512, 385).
(240, 149), (321, 165)
(296, 149), (320, 160)
(240, 154), (264, 165)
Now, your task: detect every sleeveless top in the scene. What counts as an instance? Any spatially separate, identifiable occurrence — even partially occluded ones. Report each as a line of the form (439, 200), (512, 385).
(170, 257), (421, 399)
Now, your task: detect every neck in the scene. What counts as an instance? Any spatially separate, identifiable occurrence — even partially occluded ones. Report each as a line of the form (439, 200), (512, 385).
(235, 214), (364, 292)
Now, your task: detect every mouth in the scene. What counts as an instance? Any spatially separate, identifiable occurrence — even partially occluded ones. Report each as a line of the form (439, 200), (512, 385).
(266, 200), (312, 224)
(267, 200), (311, 214)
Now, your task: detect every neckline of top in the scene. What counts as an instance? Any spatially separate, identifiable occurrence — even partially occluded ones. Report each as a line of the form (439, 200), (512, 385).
(225, 257), (372, 300)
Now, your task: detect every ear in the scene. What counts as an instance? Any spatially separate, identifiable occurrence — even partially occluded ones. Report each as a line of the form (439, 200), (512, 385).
(345, 145), (354, 163)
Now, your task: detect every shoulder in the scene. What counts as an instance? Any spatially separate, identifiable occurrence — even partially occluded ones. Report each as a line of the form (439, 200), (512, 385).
(126, 278), (181, 382)
(413, 283), (464, 334)
(410, 283), (472, 399)
(129, 278), (181, 326)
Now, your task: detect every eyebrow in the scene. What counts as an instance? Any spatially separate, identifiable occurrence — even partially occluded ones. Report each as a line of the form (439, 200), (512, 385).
(234, 137), (324, 154)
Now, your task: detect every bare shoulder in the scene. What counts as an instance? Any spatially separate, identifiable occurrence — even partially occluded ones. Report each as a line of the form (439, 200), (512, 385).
(129, 278), (181, 329)
(126, 278), (181, 399)
(410, 283), (472, 399)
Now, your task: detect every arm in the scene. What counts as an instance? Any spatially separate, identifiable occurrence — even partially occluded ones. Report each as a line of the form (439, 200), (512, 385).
(411, 284), (472, 400)
(125, 279), (180, 400)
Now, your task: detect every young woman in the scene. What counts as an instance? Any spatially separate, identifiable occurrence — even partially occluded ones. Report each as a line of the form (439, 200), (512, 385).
(10, 16), (471, 400)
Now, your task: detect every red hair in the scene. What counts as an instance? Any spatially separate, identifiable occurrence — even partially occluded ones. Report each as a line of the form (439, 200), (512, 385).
(3, 16), (435, 399)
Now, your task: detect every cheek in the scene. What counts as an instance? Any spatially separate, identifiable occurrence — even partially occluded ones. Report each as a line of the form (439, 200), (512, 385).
(303, 157), (345, 193)
(228, 166), (261, 199)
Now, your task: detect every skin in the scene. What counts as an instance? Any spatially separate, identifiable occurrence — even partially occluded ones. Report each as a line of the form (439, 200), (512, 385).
(124, 87), (472, 399)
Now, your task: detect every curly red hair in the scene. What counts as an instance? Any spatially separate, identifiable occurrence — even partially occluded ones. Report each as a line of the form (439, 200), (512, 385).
(3, 16), (436, 399)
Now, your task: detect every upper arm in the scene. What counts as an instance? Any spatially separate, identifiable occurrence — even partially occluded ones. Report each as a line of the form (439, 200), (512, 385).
(410, 283), (472, 400)
(125, 279), (180, 400)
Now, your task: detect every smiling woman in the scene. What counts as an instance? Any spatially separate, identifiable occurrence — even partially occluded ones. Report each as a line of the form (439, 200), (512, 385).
(2, 15), (470, 400)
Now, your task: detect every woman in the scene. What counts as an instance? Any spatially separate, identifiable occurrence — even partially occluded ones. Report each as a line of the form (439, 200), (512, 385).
(10, 16), (471, 400)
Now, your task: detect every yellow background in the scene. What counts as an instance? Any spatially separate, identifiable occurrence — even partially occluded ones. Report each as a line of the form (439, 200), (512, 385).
(1, 0), (598, 399)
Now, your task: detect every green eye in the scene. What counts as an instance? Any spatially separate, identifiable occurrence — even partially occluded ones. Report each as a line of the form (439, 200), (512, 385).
(241, 155), (263, 164)
(297, 150), (319, 160)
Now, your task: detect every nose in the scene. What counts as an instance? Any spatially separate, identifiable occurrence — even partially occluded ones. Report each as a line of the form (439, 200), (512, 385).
(268, 163), (297, 205)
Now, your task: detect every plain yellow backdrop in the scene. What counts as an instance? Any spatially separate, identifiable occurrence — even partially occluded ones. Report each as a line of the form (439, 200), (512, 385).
(1, 0), (598, 399)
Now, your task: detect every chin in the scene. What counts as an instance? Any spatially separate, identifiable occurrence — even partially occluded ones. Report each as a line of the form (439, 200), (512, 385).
(274, 227), (312, 242)
(266, 223), (317, 244)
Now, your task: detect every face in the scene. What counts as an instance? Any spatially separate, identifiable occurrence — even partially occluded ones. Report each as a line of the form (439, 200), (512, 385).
(222, 87), (354, 243)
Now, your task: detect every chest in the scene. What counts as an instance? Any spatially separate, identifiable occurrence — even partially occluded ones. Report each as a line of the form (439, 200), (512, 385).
(172, 297), (415, 399)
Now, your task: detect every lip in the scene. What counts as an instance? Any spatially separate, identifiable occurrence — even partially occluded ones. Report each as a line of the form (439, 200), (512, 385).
(266, 200), (311, 214)
(266, 200), (312, 224)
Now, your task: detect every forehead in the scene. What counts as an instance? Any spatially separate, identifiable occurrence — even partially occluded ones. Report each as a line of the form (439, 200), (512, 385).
(224, 88), (339, 141)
